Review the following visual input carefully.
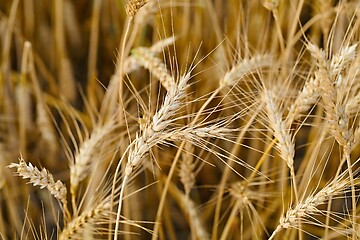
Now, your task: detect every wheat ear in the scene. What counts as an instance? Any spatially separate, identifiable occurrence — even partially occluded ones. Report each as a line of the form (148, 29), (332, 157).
(132, 47), (176, 91)
(220, 54), (273, 87)
(263, 89), (298, 201)
(70, 118), (117, 197)
(123, 37), (177, 76)
(59, 201), (110, 240)
(307, 43), (356, 153)
(269, 171), (356, 239)
(8, 157), (69, 218)
(114, 72), (191, 240)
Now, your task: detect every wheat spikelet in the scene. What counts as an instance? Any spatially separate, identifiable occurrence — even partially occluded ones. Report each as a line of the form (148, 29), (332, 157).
(287, 77), (320, 125)
(330, 44), (357, 78)
(150, 36), (176, 53)
(170, 125), (235, 144)
(262, 89), (300, 206)
(123, 56), (141, 75)
(179, 144), (195, 197)
(354, 126), (360, 146)
(114, 72), (191, 238)
(220, 54), (273, 87)
(8, 157), (68, 208)
(132, 47), (175, 91)
(125, 0), (147, 17)
(345, 93), (360, 117)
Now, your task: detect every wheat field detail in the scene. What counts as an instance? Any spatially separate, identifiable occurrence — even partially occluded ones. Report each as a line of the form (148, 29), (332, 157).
(1, 0), (360, 239)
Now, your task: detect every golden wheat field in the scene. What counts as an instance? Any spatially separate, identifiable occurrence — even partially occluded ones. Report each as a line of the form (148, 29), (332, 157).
(1, 0), (360, 239)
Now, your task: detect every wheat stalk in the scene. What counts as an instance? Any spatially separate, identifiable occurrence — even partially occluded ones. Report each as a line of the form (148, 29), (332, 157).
(164, 171), (209, 240)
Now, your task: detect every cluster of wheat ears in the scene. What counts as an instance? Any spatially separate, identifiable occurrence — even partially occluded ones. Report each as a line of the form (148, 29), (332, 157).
(1, 0), (360, 239)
